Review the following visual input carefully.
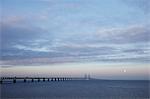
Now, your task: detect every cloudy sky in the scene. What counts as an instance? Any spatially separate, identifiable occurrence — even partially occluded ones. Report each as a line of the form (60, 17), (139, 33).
(1, 0), (150, 80)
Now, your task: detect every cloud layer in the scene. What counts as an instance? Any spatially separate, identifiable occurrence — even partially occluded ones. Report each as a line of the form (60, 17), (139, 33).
(1, 0), (150, 66)
(1, 19), (149, 66)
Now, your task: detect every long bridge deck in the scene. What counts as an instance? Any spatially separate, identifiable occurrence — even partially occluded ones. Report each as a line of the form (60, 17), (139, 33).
(0, 77), (89, 84)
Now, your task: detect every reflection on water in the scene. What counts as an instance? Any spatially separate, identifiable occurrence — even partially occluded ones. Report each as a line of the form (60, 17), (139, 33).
(1, 80), (149, 99)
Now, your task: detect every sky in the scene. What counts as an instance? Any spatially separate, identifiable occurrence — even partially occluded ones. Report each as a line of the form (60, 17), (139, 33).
(1, 0), (150, 80)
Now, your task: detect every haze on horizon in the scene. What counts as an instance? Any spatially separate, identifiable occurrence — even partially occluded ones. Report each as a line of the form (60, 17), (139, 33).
(1, 0), (150, 80)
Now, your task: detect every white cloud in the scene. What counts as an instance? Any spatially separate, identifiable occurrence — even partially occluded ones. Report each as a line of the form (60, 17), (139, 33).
(1, 23), (150, 66)
(95, 24), (150, 43)
(13, 45), (54, 52)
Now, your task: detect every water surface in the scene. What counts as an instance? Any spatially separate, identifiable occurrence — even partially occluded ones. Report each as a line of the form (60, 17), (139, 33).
(1, 80), (149, 99)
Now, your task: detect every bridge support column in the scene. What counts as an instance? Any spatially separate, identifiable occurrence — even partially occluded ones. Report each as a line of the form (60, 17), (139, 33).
(32, 79), (34, 82)
(43, 78), (45, 82)
(24, 79), (26, 82)
(0, 80), (2, 84)
(13, 79), (16, 83)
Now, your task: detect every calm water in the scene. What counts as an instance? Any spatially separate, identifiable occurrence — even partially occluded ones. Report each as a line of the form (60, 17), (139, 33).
(0, 80), (149, 99)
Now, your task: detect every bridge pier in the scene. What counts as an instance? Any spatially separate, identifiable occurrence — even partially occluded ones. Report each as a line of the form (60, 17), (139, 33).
(13, 79), (16, 83)
(43, 78), (45, 82)
(31, 78), (34, 82)
(38, 78), (40, 82)
(24, 79), (26, 82)
(0, 80), (2, 84)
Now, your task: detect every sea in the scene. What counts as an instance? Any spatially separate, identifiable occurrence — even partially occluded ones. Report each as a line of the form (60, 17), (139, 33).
(0, 80), (149, 99)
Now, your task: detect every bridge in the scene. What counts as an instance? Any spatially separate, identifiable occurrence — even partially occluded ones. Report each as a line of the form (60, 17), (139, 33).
(0, 75), (91, 84)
